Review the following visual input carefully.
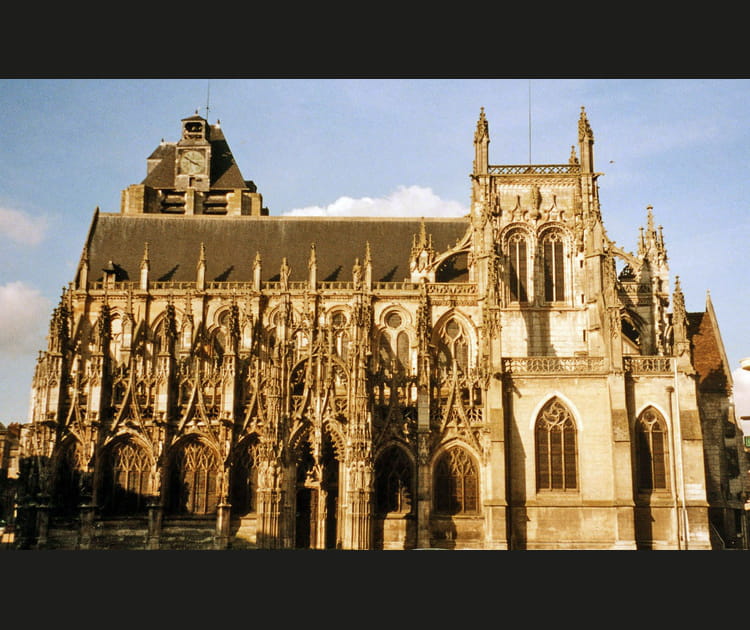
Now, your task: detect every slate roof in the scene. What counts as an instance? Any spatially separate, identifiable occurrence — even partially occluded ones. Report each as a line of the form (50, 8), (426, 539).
(84, 213), (469, 285)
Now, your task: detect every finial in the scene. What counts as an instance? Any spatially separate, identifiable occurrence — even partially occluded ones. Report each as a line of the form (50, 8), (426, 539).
(475, 107), (489, 141)
(199, 242), (206, 263)
(578, 106), (593, 142)
(569, 145), (578, 164)
(308, 242), (317, 268)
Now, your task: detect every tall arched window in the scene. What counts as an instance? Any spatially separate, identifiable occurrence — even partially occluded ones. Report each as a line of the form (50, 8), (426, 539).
(535, 398), (577, 491)
(103, 439), (151, 516)
(542, 231), (566, 302)
(434, 447), (478, 514)
(636, 407), (669, 491)
(507, 232), (528, 302)
(169, 439), (220, 515)
(375, 446), (414, 515)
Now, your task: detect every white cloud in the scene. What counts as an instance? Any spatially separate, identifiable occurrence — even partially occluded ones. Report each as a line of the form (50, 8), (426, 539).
(0, 282), (50, 356)
(0, 207), (48, 245)
(283, 185), (468, 218)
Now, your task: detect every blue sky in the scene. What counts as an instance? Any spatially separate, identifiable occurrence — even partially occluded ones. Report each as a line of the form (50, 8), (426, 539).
(1, 78), (749, 426)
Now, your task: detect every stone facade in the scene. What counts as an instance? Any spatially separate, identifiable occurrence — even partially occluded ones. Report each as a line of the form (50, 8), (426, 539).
(13, 108), (748, 550)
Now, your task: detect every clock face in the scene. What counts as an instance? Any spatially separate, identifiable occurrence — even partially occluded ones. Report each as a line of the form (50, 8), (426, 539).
(179, 149), (206, 175)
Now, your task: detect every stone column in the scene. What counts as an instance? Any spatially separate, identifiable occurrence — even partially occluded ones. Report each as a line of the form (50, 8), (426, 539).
(256, 456), (287, 549)
(147, 499), (163, 550)
(215, 501), (231, 550)
(35, 500), (50, 549)
(78, 503), (96, 549)
(416, 386), (431, 548)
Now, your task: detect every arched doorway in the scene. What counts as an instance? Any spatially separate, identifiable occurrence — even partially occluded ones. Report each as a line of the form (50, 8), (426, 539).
(294, 431), (339, 549)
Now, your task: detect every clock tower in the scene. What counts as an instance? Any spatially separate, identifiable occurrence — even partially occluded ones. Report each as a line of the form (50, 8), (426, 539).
(175, 113), (211, 191)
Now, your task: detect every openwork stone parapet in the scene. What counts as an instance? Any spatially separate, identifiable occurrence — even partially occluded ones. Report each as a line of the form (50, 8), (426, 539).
(502, 356), (606, 374)
(488, 164), (580, 176)
(623, 356), (674, 374)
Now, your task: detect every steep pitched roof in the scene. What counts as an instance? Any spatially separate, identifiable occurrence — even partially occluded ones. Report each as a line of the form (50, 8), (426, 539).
(687, 292), (733, 393)
(84, 213), (469, 285)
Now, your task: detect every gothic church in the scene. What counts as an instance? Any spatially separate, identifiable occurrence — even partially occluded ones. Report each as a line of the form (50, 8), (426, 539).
(15, 108), (748, 550)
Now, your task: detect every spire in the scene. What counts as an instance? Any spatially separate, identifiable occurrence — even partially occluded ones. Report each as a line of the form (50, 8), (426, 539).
(639, 205), (668, 266)
(569, 145), (579, 165)
(253, 251), (262, 291)
(473, 107), (490, 174)
(364, 241), (372, 290)
(141, 241), (150, 268)
(577, 106), (595, 173)
(78, 244), (89, 290)
(140, 242), (150, 290)
(672, 275), (689, 357)
(196, 242), (206, 290)
(410, 219), (436, 281)
(308, 243), (317, 290)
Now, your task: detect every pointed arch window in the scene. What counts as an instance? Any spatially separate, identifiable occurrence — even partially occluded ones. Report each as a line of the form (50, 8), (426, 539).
(542, 231), (566, 302)
(508, 232), (529, 302)
(52, 440), (84, 518)
(437, 317), (470, 376)
(535, 399), (578, 491)
(103, 439), (151, 516)
(636, 407), (669, 491)
(230, 439), (258, 516)
(434, 447), (478, 514)
(169, 440), (220, 515)
(379, 311), (410, 374)
(375, 446), (414, 515)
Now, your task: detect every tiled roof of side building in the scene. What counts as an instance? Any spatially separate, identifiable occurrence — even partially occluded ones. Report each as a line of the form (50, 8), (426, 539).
(85, 214), (469, 285)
